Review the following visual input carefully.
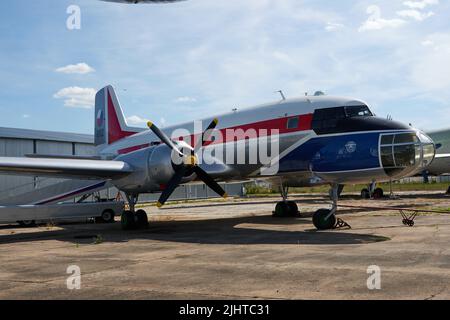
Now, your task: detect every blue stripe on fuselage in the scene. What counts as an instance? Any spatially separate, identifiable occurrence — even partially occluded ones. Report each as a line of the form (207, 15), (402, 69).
(279, 131), (387, 173)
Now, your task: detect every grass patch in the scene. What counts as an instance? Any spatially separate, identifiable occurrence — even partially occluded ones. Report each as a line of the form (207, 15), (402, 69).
(93, 234), (103, 245)
(244, 182), (449, 195)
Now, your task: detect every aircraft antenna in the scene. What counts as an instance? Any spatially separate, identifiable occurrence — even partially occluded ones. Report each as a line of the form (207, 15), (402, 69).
(275, 90), (286, 100)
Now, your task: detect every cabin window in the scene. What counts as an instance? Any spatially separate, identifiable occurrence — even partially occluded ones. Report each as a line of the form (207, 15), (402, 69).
(287, 117), (299, 129)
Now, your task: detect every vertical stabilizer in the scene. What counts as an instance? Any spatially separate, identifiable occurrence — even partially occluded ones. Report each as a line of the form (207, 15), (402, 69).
(94, 85), (142, 149)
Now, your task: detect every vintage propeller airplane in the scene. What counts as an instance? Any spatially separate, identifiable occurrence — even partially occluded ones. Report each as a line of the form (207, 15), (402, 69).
(0, 86), (436, 230)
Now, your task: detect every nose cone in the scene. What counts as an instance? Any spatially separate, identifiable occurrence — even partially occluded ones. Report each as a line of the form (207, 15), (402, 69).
(380, 130), (436, 178)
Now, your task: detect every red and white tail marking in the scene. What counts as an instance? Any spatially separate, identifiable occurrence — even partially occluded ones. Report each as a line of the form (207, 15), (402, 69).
(94, 85), (142, 148)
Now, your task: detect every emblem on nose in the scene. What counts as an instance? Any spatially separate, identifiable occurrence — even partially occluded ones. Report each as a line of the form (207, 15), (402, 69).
(345, 141), (357, 153)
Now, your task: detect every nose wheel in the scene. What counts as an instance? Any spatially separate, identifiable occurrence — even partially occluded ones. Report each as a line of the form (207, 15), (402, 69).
(312, 209), (336, 230)
(313, 184), (351, 230)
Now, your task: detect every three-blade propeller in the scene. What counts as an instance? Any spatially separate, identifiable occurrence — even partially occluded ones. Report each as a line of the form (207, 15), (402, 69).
(147, 119), (227, 207)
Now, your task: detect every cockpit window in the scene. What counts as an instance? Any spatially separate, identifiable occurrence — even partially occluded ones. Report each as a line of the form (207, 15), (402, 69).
(345, 105), (373, 117)
(311, 105), (372, 134)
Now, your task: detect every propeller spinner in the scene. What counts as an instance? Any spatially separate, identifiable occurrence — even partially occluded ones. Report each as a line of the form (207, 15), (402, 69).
(147, 119), (227, 207)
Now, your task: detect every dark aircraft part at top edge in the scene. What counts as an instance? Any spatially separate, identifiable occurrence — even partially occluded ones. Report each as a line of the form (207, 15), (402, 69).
(101, 0), (186, 4)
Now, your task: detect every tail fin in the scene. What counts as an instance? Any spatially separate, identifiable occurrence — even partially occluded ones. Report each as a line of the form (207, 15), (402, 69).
(94, 85), (142, 148)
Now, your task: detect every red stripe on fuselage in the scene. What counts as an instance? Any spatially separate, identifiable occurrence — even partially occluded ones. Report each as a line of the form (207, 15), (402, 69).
(118, 143), (151, 155)
(107, 92), (137, 145)
(117, 113), (313, 155)
(178, 113), (313, 146)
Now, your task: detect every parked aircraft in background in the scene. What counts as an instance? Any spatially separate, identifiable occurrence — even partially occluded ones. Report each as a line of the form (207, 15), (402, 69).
(0, 86), (435, 230)
(426, 128), (450, 175)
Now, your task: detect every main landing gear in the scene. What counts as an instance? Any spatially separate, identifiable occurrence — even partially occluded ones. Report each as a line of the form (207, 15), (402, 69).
(313, 184), (351, 230)
(361, 181), (384, 199)
(272, 186), (301, 217)
(121, 194), (149, 230)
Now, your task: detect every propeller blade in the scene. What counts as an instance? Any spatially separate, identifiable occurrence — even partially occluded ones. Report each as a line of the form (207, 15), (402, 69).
(193, 118), (219, 153)
(193, 166), (227, 198)
(156, 166), (187, 208)
(147, 121), (183, 156)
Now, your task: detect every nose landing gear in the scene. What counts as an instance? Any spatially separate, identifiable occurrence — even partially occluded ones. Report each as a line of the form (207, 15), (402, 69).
(313, 184), (351, 230)
(313, 208), (336, 230)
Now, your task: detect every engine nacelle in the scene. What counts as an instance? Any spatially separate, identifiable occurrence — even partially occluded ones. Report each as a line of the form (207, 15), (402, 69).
(112, 144), (195, 193)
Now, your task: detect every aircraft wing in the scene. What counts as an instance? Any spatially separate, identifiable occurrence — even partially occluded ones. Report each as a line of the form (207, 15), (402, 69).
(0, 157), (133, 179)
(426, 153), (450, 175)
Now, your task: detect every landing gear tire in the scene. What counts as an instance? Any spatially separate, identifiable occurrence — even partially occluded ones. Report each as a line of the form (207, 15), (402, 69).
(373, 188), (384, 199)
(96, 209), (115, 223)
(312, 209), (336, 230)
(273, 201), (300, 217)
(361, 188), (370, 199)
(135, 209), (149, 228)
(18, 220), (36, 228)
(121, 210), (136, 230)
(287, 201), (299, 216)
(273, 202), (289, 217)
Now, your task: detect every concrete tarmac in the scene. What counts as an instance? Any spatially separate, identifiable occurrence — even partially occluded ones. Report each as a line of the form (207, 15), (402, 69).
(0, 192), (449, 300)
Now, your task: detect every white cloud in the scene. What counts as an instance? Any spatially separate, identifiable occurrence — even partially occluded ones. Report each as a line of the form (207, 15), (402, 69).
(175, 96), (197, 103)
(421, 39), (434, 46)
(53, 87), (96, 109)
(22, 114), (30, 118)
(397, 9), (434, 21)
(411, 33), (450, 91)
(403, 0), (439, 10)
(126, 115), (149, 125)
(272, 51), (294, 65)
(359, 6), (406, 32)
(359, 17), (406, 32)
(325, 22), (344, 32)
(55, 63), (95, 74)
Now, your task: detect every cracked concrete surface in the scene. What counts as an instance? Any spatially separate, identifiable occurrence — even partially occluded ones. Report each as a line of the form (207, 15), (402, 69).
(0, 192), (449, 300)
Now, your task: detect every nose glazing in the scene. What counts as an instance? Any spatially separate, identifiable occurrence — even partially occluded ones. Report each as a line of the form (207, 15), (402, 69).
(380, 131), (435, 178)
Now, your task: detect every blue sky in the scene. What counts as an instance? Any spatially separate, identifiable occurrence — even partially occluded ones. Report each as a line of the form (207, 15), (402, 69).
(0, 0), (449, 134)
